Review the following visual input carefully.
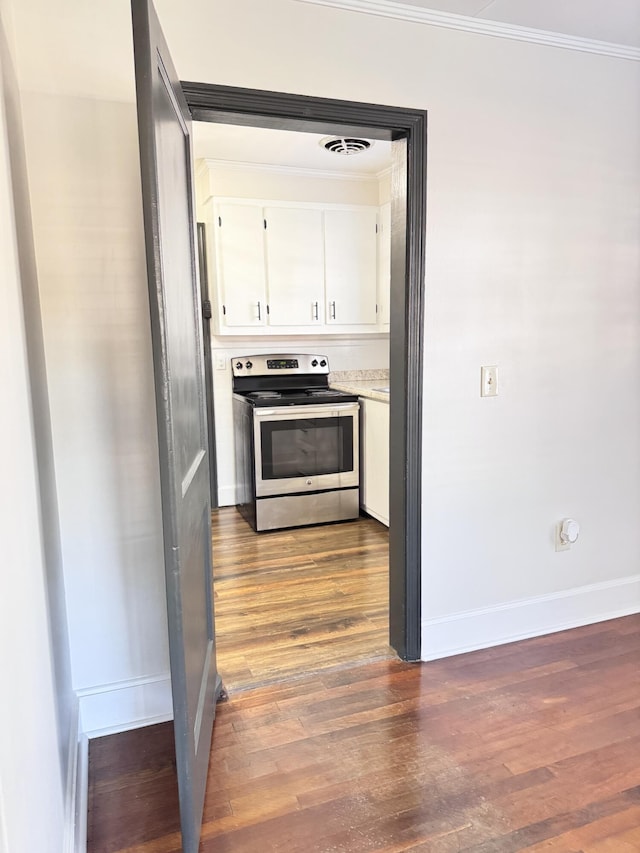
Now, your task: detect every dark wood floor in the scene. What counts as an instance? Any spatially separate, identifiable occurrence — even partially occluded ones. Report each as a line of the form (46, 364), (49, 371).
(211, 508), (391, 691)
(88, 614), (640, 852)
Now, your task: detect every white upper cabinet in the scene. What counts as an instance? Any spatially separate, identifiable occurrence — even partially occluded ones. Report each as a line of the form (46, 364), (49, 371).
(215, 203), (267, 327)
(210, 198), (386, 335)
(377, 202), (391, 331)
(324, 208), (378, 326)
(264, 207), (324, 327)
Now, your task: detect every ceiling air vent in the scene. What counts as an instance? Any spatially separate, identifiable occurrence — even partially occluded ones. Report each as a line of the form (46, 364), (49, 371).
(320, 136), (372, 156)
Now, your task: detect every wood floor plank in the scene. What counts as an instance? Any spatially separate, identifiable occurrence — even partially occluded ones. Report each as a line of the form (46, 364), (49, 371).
(211, 508), (391, 691)
(87, 517), (640, 852)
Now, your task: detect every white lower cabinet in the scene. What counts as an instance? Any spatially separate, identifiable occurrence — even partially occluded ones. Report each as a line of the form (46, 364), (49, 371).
(359, 397), (389, 526)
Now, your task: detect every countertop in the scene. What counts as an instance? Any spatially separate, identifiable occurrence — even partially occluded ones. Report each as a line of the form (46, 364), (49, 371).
(329, 370), (390, 403)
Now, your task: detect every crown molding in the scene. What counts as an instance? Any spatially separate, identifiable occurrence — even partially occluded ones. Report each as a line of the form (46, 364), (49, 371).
(295, 0), (640, 62)
(198, 157), (383, 182)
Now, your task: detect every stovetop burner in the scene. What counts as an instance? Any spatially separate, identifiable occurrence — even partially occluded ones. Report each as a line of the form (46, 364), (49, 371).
(239, 387), (358, 407)
(248, 391), (281, 399)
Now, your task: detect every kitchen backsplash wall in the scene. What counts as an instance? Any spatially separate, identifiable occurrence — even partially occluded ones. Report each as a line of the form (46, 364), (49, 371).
(211, 335), (389, 505)
(196, 157), (382, 206)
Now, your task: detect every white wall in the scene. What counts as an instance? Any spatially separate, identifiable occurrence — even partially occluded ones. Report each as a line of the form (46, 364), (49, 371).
(196, 156), (383, 205)
(1, 4), (74, 781)
(0, 4), (66, 847)
(7, 0), (640, 724)
(17, 88), (172, 732)
(160, 0), (640, 654)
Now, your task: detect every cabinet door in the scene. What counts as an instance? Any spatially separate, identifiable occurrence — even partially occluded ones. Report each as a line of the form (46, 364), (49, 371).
(264, 207), (324, 327)
(360, 398), (389, 526)
(377, 203), (391, 331)
(324, 209), (378, 326)
(215, 203), (266, 327)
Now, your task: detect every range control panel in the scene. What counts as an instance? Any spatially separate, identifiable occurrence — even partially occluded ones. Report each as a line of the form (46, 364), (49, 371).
(231, 354), (329, 377)
(267, 358), (299, 370)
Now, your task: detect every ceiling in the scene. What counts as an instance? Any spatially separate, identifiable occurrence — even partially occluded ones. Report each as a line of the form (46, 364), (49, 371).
(193, 123), (391, 176)
(352, 0), (640, 48)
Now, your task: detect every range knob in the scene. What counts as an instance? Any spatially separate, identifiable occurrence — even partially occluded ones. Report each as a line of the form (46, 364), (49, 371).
(245, 360), (253, 369)
(311, 359), (318, 367)
(235, 361), (243, 370)
(320, 359), (327, 367)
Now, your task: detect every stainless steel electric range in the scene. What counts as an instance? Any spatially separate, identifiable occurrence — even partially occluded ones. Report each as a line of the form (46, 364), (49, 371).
(232, 354), (360, 532)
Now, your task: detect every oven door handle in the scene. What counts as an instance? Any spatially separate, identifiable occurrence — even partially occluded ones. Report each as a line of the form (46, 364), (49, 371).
(253, 403), (359, 419)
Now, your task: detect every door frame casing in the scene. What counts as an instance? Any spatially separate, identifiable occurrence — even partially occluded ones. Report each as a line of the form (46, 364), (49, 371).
(182, 83), (426, 661)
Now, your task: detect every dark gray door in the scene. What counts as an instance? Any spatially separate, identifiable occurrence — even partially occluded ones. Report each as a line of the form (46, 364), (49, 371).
(131, 2), (221, 851)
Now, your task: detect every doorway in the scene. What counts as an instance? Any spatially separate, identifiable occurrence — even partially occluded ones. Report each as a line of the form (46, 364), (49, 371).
(195, 121), (392, 688)
(184, 83), (426, 663)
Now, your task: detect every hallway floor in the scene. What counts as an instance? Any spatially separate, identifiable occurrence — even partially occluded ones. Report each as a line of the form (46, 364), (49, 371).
(87, 614), (640, 852)
(211, 508), (391, 692)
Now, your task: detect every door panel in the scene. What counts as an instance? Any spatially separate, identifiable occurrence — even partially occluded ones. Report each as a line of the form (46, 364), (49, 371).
(216, 203), (267, 326)
(265, 207), (324, 326)
(131, 3), (221, 851)
(155, 86), (205, 478)
(324, 208), (378, 325)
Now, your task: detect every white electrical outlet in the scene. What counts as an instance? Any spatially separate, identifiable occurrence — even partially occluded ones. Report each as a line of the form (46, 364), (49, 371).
(215, 355), (226, 371)
(481, 365), (498, 397)
(555, 519), (580, 552)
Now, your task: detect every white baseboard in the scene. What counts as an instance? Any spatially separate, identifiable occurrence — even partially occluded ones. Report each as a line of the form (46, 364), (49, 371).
(68, 674), (174, 852)
(216, 485), (237, 507)
(78, 672), (173, 738)
(361, 506), (389, 526)
(422, 574), (640, 661)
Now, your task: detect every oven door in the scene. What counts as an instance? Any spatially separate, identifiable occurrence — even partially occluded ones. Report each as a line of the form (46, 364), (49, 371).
(253, 402), (359, 498)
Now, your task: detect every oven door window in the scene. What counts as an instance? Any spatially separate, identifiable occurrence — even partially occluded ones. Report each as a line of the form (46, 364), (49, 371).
(260, 416), (354, 479)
